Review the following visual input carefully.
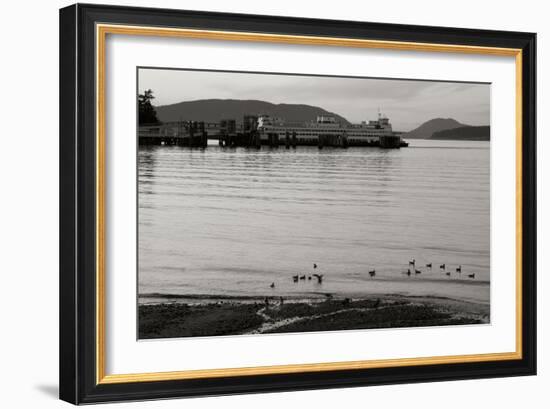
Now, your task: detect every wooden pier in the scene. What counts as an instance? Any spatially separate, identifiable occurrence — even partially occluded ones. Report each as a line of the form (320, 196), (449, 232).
(139, 121), (208, 147)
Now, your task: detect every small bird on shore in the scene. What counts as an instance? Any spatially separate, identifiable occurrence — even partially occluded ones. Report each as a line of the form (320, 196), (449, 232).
(313, 274), (324, 284)
(270, 282), (275, 288)
(468, 273), (475, 279)
(299, 275), (306, 280)
(406, 269), (412, 276)
(445, 272), (451, 276)
(308, 275), (312, 280)
(292, 275), (299, 283)
(456, 265), (462, 273)
(409, 259), (416, 266)
(368, 269), (376, 277)
(440, 264), (446, 269)
(426, 263), (432, 268)
(313, 263), (318, 269)
(415, 269), (422, 275)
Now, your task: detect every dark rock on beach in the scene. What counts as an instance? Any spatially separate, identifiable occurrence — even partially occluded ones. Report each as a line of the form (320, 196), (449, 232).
(138, 295), (488, 339)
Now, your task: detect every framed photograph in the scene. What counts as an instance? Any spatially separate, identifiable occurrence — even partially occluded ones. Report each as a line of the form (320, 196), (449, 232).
(59, 3), (536, 404)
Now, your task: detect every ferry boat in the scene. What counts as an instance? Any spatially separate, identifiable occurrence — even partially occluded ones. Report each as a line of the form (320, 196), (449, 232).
(256, 112), (406, 148)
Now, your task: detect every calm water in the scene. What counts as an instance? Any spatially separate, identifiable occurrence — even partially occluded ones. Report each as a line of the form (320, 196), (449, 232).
(138, 139), (490, 304)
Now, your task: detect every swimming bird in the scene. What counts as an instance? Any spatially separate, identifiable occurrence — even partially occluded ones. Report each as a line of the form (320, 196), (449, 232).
(292, 275), (299, 283)
(406, 269), (411, 276)
(468, 273), (475, 279)
(368, 269), (376, 277)
(415, 269), (422, 275)
(440, 264), (446, 269)
(426, 263), (432, 268)
(308, 275), (312, 280)
(270, 282), (275, 288)
(456, 265), (462, 273)
(299, 275), (306, 280)
(313, 263), (318, 269)
(445, 272), (451, 276)
(409, 259), (416, 266)
(313, 274), (324, 284)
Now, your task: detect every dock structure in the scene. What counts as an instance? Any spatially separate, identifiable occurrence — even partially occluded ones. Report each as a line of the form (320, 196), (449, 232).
(139, 121), (207, 147)
(380, 135), (402, 148)
(318, 133), (349, 149)
(218, 119), (237, 147)
(266, 133), (279, 148)
(138, 112), (407, 149)
(284, 131), (298, 149)
(243, 115), (261, 149)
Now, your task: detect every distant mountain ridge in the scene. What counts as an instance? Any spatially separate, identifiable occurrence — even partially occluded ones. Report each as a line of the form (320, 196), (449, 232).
(431, 126), (490, 141)
(405, 118), (469, 139)
(154, 99), (350, 125)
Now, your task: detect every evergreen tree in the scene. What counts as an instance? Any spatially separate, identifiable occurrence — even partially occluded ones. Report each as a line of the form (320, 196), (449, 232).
(138, 89), (159, 124)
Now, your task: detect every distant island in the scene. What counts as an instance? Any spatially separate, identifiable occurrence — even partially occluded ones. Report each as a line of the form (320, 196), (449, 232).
(405, 118), (467, 139)
(431, 126), (490, 141)
(154, 99), (350, 125)
(405, 118), (490, 141)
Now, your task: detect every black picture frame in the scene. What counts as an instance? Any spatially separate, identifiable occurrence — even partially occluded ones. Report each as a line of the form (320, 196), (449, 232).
(59, 3), (536, 404)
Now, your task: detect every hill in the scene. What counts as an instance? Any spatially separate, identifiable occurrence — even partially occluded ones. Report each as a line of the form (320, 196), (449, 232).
(431, 125), (490, 141)
(405, 118), (468, 139)
(154, 99), (350, 125)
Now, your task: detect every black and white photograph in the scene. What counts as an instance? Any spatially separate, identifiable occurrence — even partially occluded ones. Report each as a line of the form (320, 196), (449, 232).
(137, 68), (491, 339)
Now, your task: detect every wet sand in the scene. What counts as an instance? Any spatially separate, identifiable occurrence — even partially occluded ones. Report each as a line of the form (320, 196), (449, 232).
(138, 294), (489, 339)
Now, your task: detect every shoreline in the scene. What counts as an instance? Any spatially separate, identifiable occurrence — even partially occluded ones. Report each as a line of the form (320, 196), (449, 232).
(138, 293), (490, 339)
(138, 276), (490, 306)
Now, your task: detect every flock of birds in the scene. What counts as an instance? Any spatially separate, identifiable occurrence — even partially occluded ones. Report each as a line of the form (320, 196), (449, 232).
(268, 260), (475, 289)
(402, 259), (475, 279)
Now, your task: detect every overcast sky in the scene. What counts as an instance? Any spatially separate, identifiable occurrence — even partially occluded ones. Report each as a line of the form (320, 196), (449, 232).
(139, 68), (490, 132)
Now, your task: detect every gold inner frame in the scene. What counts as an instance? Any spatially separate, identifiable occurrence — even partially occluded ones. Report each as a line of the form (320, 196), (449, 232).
(95, 23), (523, 385)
